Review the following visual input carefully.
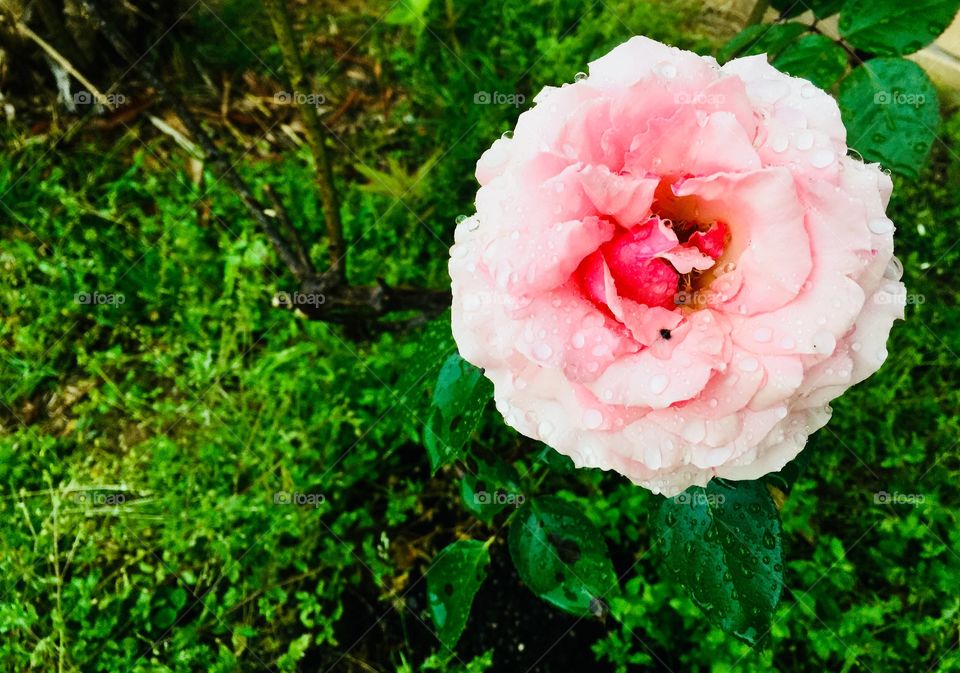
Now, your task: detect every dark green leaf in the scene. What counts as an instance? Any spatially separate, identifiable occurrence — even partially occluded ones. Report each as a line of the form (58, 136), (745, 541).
(424, 354), (492, 473)
(656, 479), (784, 645)
(763, 449), (813, 496)
(535, 444), (575, 473)
(427, 540), (490, 649)
(509, 496), (618, 616)
(461, 457), (523, 522)
(398, 309), (455, 409)
(718, 22), (808, 63)
(772, 0), (845, 18)
(773, 34), (849, 88)
(838, 58), (940, 178)
(839, 0), (960, 55)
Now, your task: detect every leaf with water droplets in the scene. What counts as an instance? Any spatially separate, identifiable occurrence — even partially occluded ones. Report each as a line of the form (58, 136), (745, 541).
(718, 22), (809, 64)
(773, 34), (849, 89)
(509, 496), (619, 616)
(838, 58), (939, 178)
(461, 456), (522, 522)
(656, 479), (784, 645)
(424, 353), (493, 474)
(839, 0), (960, 55)
(427, 539), (490, 649)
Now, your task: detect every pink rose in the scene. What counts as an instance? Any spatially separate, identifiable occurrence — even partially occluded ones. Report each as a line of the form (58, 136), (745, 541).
(448, 37), (906, 495)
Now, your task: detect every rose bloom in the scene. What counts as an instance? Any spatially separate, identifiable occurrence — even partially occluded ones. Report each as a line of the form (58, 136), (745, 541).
(449, 37), (906, 495)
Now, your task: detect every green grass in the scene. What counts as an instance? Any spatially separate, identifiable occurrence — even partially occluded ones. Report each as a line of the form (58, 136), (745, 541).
(1, 1), (959, 671)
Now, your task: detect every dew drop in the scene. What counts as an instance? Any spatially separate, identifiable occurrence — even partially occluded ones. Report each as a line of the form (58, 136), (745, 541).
(883, 256), (903, 280)
(753, 327), (773, 343)
(538, 420), (554, 438)
(796, 131), (814, 151)
(533, 342), (553, 360)
(649, 374), (669, 394)
(571, 331), (586, 349)
(739, 357), (759, 373)
(583, 409), (604, 429)
(868, 217), (894, 235)
(769, 134), (789, 153)
(810, 148), (835, 168)
(574, 71), (588, 82)
(658, 62), (678, 78)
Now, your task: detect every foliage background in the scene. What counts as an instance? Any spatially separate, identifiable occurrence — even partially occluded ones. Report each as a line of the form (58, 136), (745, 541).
(1, 0), (959, 671)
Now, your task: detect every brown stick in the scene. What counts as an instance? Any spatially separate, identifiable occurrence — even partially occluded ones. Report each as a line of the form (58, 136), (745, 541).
(262, 0), (346, 283)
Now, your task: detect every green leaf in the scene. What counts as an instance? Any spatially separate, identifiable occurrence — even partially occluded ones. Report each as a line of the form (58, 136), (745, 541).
(385, 0), (432, 28)
(838, 58), (940, 178)
(656, 479), (784, 645)
(773, 34), (849, 89)
(718, 22), (808, 63)
(424, 354), (492, 473)
(763, 448), (813, 496)
(427, 540), (490, 649)
(399, 309), (455, 410)
(839, 0), (960, 55)
(535, 444), (575, 473)
(508, 496), (618, 617)
(772, 0), (845, 18)
(461, 457), (523, 522)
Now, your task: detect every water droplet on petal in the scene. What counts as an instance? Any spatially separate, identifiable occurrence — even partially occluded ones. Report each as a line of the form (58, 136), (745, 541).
(868, 217), (894, 235)
(796, 131), (814, 151)
(810, 149), (835, 168)
(753, 327), (772, 343)
(649, 374), (669, 394)
(658, 62), (678, 78)
(769, 134), (789, 153)
(583, 409), (603, 429)
(574, 71), (588, 82)
(533, 342), (553, 360)
(572, 332), (586, 349)
(739, 357), (759, 373)
(884, 256), (903, 280)
(538, 420), (554, 438)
